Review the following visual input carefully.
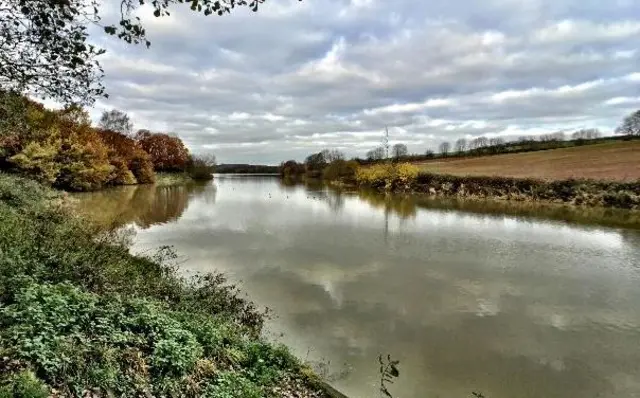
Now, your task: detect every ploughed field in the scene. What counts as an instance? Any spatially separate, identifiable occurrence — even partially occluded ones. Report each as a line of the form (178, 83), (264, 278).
(416, 141), (640, 182)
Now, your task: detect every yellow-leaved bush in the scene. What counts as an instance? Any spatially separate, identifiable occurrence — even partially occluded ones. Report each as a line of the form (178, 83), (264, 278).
(355, 163), (420, 189)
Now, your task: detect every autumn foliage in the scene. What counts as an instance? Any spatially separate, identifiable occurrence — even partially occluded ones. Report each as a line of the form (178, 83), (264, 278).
(0, 92), (194, 191)
(135, 130), (190, 172)
(97, 129), (155, 184)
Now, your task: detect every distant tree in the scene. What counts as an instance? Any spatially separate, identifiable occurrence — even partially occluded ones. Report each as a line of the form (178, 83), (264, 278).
(616, 110), (640, 136)
(321, 149), (345, 162)
(99, 110), (133, 136)
(476, 136), (489, 148)
(304, 151), (327, 177)
(0, 0), (281, 104)
(366, 147), (386, 161)
(305, 152), (326, 168)
(439, 141), (451, 156)
(196, 153), (216, 168)
(391, 143), (408, 159)
(425, 149), (435, 158)
(539, 133), (557, 142)
(455, 138), (467, 153)
(58, 104), (92, 126)
(518, 136), (534, 143)
(572, 128), (602, 140)
(488, 137), (505, 153)
(187, 153), (217, 180)
(323, 159), (359, 182)
(489, 137), (505, 147)
(280, 160), (305, 177)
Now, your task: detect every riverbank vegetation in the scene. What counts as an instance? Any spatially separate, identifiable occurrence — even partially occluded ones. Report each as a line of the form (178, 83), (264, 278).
(354, 163), (640, 209)
(0, 173), (326, 397)
(279, 150), (359, 184)
(216, 164), (280, 174)
(0, 92), (215, 190)
(279, 149), (640, 209)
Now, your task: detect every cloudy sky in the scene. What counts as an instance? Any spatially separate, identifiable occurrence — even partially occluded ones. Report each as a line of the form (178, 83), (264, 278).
(89, 0), (640, 164)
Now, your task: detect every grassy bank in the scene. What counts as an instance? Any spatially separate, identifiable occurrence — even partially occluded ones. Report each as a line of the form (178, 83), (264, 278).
(356, 164), (640, 210)
(0, 173), (326, 397)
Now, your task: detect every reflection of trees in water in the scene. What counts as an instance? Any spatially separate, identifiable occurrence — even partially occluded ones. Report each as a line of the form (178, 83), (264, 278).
(356, 189), (418, 220)
(133, 185), (191, 228)
(279, 176), (300, 188)
(75, 183), (214, 229)
(414, 196), (640, 231)
(303, 178), (325, 193)
(325, 189), (345, 213)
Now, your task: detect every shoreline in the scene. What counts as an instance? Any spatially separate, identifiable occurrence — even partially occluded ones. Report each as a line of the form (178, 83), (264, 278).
(352, 171), (640, 211)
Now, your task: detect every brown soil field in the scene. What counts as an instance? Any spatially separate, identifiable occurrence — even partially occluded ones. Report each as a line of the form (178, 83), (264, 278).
(416, 141), (640, 182)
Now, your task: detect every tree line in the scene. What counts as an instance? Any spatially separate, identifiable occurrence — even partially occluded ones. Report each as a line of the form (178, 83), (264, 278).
(280, 149), (360, 183)
(0, 92), (215, 191)
(361, 109), (640, 163)
(280, 108), (640, 180)
(215, 164), (280, 174)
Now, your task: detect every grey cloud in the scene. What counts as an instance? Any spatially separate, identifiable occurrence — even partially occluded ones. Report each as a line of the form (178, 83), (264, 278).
(91, 0), (640, 163)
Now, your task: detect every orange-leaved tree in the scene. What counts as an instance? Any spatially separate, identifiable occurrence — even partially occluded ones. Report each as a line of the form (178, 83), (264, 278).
(97, 129), (155, 184)
(135, 130), (191, 172)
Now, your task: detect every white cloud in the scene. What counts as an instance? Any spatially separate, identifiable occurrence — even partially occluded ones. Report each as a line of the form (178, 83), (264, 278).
(364, 98), (456, 115)
(532, 20), (640, 44)
(89, 0), (640, 164)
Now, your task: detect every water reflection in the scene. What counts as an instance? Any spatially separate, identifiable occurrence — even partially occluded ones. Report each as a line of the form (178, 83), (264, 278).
(73, 182), (213, 229)
(73, 176), (640, 398)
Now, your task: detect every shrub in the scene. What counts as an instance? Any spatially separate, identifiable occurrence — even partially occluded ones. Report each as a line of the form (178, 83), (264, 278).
(9, 137), (61, 184)
(97, 129), (156, 185)
(279, 160), (305, 178)
(356, 163), (419, 189)
(108, 157), (137, 185)
(0, 371), (48, 398)
(129, 152), (156, 184)
(323, 159), (359, 183)
(186, 155), (216, 181)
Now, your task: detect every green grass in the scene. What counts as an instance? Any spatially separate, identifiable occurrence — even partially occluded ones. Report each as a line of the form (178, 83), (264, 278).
(0, 173), (325, 397)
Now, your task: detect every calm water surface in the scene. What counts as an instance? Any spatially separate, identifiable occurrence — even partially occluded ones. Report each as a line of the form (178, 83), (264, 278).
(74, 176), (640, 398)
